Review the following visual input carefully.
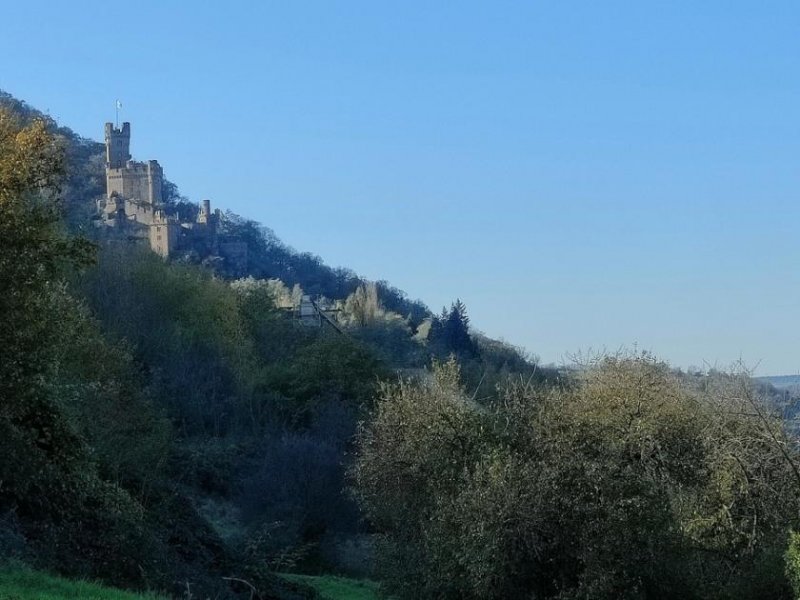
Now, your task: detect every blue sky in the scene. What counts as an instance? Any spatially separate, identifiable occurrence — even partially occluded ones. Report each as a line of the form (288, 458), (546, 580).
(2, 2), (798, 374)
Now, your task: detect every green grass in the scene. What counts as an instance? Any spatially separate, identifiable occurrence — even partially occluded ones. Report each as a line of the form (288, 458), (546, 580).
(0, 567), (165, 600)
(279, 574), (379, 600)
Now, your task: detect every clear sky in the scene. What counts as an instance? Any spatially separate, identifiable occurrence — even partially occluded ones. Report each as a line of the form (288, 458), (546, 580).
(2, 2), (798, 374)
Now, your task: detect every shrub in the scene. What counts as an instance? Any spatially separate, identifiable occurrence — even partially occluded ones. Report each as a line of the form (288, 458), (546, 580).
(355, 355), (800, 599)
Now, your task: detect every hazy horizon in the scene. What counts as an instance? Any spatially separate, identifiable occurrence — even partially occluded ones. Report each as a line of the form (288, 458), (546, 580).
(3, 2), (798, 375)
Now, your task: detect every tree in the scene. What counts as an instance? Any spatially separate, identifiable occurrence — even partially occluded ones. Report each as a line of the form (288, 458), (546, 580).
(429, 299), (477, 356)
(354, 359), (494, 598)
(0, 107), (163, 585)
(355, 354), (800, 599)
(344, 282), (383, 327)
(0, 108), (92, 495)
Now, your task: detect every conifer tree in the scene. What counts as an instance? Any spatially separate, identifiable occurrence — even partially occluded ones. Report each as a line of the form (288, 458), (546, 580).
(430, 299), (476, 356)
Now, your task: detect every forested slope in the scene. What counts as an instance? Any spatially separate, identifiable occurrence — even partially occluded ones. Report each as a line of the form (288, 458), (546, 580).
(0, 92), (546, 599)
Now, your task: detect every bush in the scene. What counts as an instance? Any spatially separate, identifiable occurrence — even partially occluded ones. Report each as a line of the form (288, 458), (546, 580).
(355, 355), (800, 599)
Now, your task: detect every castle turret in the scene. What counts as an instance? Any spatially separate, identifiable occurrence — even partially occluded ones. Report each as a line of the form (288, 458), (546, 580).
(200, 199), (211, 220)
(149, 210), (178, 258)
(105, 122), (131, 168)
(198, 199), (213, 224)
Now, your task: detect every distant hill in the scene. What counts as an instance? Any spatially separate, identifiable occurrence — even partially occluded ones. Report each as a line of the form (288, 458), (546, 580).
(757, 375), (800, 390)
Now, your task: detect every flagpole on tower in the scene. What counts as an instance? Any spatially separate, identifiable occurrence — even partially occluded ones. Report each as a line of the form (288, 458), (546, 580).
(115, 100), (122, 128)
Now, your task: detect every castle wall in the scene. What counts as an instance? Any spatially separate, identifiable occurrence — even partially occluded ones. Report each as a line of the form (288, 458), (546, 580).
(107, 160), (163, 206)
(123, 198), (157, 225)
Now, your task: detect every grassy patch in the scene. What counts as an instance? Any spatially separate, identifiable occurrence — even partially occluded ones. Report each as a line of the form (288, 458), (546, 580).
(0, 567), (165, 600)
(279, 574), (379, 600)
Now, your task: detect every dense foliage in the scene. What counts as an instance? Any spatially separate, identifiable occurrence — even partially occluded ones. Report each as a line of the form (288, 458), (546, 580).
(355, 357), (800, 599)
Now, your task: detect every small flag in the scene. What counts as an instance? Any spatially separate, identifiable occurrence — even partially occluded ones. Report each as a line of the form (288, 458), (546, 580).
(116, 100), (122, 110)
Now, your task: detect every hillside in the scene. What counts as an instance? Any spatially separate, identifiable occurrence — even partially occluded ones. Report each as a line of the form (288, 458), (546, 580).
(0, 91), (550, 599)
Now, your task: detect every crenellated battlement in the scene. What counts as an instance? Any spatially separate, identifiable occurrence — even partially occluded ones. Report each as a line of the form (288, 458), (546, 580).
(105, 122), (131, 168)
(107, 160), (162, 175)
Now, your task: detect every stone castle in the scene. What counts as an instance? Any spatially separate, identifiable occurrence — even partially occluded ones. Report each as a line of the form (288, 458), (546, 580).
(96, 121), (246, 271)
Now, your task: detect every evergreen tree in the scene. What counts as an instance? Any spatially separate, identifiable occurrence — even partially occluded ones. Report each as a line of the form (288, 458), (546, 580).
(430, 299), (476, 356)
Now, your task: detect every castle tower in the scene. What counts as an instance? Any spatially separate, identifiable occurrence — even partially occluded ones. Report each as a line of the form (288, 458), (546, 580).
(104, 119), (163, 211)
(149, 210), (178, 257)
(198, 199), (212, 223)
(105, 122), (131, 168)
